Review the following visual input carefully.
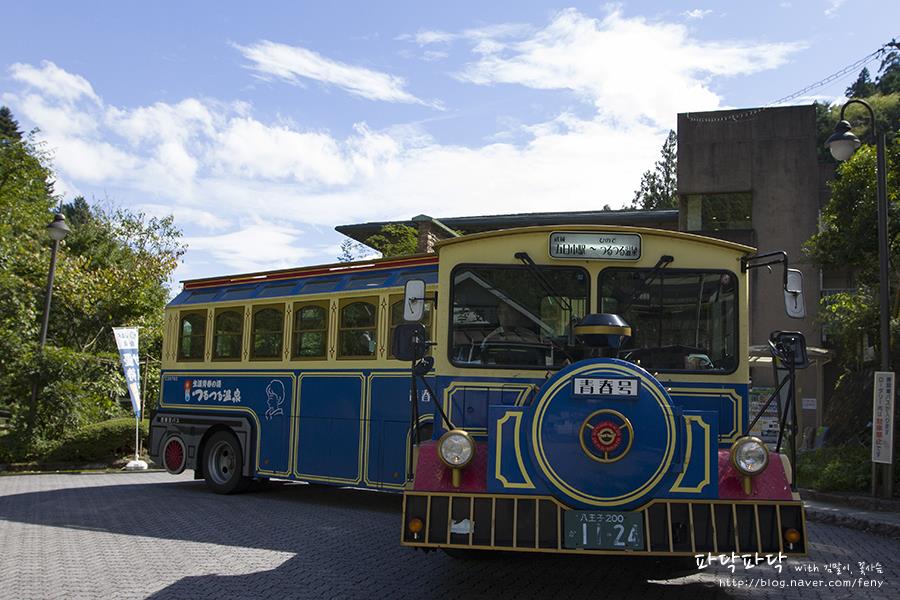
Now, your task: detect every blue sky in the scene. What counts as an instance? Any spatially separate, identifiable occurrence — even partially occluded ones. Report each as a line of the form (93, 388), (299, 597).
(2, 1), (897, 286)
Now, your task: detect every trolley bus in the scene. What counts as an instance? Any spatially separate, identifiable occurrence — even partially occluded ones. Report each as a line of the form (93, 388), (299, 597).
(150, 224), (807, 558)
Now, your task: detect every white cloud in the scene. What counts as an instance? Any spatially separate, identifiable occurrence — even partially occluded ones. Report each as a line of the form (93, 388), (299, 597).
(456, 8), (804, 126)
(235, 40), (437, 107)
(824, 0), (846, 17)
(682, 9), (713, 20)
(182, 222), (319, 273)
(10, 60), (100, 104)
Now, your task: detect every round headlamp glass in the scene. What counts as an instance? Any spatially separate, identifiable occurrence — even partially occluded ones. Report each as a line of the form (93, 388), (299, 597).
(731, 436), (769, 476)
(438, 430), (475, 467)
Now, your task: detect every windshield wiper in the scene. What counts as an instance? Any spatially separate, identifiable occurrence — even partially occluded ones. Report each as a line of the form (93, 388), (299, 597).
(619, 254), (673, 313)
(514, 252), (572, 313)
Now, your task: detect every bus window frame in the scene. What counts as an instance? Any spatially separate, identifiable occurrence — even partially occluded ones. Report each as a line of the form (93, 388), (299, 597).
(249, 303), (286, 361)
(447, 262), (591, 371)
(598, 266), (740, 376)
(337, 296), (380, 360)
(211, 306), (245, 362)
(177, 309), (208, 362)
(291, 300), (330, 361)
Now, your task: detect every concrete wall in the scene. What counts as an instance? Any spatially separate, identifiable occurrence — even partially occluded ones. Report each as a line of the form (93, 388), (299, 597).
(678, 105), (824, 432)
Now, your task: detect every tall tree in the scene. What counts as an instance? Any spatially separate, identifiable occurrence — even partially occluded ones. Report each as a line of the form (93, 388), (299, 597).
(846, 67), (877, 98)
(363, 224), (418, 258)
(0, 106), (22, 141)
(337, 238), (365, 262)
(630, 130), (677, 210)
(877, 49), (900, 95)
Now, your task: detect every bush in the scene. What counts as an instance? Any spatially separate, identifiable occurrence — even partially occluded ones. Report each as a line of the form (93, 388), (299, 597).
(43, 417), (148, 464)
(797, 446), (871, 492)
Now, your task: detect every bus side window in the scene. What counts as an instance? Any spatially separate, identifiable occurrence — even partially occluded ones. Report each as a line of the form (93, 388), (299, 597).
(389, 294), (433, 359)
(212, 308), (244, 360)
(293, 301), (328, 360)
(251, 304), (285, 360)
(339, 298), (378, 358)
(178, 311), (207, 361)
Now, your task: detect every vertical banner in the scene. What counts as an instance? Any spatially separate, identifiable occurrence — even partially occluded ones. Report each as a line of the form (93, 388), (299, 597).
(872, 371), (895, 465)
(113, 327), (141, 418)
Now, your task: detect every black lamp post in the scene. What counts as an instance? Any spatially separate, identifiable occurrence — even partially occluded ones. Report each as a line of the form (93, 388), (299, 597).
(825, 98), (892, 498)
(27, 212), (71, 432)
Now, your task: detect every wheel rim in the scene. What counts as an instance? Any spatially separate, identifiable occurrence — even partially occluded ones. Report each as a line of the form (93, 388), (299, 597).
(164, 438), (185, 473)
(207, 440), (237, 485)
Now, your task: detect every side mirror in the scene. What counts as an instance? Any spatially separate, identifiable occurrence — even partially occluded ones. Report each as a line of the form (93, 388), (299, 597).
(784, 269), (805, 319)
(403, 279), (426, 322)
(392, 322), (427, 361)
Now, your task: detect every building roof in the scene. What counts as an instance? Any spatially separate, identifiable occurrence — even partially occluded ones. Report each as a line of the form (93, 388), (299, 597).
(335, 208), (679, 244)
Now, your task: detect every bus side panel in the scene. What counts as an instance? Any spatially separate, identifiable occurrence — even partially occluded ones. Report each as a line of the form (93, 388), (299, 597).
(295, 373), (364, 484)
(367, 373), (435, 489)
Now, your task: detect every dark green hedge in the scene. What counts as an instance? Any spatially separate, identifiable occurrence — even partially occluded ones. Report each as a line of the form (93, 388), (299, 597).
(42, 417), (149, 464)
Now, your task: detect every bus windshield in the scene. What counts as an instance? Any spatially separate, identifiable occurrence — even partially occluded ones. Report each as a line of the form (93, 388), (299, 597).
(600, 268), (738, 373)
(450, 265), (588, 369)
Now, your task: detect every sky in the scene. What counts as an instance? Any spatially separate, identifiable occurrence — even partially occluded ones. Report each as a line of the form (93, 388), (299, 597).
(1, 1), (898, 287)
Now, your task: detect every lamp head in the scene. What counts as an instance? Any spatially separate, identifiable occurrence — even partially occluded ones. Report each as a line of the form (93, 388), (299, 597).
(46, 213), (70, 241)
(825, 119), (861, 162)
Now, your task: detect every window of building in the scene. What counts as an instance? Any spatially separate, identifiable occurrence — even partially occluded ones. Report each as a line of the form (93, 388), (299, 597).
(338, 298), (378, 358)
(212, 308), (243, 360)
(178, 311), (207, 361)
(251, 305), (285, 360)
(292, 301), (329, 359)
(389, 295), (434, 359)
(683, 193), (753, 231)
(600, 268), (738, 373)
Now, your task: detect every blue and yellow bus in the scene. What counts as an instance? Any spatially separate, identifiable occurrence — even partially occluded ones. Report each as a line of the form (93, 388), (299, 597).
(151, 224), (806, 558)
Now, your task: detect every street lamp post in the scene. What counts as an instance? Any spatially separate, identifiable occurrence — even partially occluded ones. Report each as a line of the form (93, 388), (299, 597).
(27, 212), (71, 433)
(825, 98), (892, 498)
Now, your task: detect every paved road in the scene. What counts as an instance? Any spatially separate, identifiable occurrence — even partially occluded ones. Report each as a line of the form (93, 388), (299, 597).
(0, 472), (895, 599)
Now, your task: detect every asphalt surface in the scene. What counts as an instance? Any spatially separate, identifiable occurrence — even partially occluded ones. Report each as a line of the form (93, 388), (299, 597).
(0, 472), (896, 599)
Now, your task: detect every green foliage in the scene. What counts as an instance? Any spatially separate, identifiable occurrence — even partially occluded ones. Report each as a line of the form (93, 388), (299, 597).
(0, 106), (22, 141)
(846, 67), (877, 99)
(363, 223), (418, 257)
(815, 93), (900, 162)
(0, 108), (183, 458)
(631, 130), (677, 210)
(797, 446), (872, 492)
(43, 417), (149, 464)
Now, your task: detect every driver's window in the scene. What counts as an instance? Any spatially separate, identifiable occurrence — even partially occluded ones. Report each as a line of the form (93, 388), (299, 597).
(450, 265), (588, 369)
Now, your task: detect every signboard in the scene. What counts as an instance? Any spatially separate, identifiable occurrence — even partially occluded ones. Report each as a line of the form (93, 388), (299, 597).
(113, 327), (141, 418)
(573, 378), (638, 397)
(748, 386), (779, 446)
(872, 371), (895, 465)
(549, 232), (641, 260)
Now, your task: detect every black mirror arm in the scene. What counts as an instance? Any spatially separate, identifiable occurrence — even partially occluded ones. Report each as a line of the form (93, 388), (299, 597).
(741, 251), (799, 294)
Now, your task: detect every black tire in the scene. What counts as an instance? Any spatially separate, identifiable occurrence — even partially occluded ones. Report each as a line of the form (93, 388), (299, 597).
(202, 430), (251, 494)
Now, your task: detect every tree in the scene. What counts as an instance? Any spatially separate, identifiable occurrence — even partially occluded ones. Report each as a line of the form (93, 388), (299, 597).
(846, 67), (877, 98)
(363, 224), (418, 258)
(803, 140), (900, 441)
(877, 48), (900, 95)
(630, 130), (677, 210)
(337, 238), (365, 262)
(0, 106), (21, 141)
(0, 126), (184, 457)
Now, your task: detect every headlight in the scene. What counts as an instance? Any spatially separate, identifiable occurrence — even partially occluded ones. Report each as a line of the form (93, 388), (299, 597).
(730, 436), (769, 476)
(438, 429), (475, 468)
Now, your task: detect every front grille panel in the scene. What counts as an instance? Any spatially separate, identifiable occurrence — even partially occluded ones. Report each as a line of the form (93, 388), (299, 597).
(402, 493), (806, 556)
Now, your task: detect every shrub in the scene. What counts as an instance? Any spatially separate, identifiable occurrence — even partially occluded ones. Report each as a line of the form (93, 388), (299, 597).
(43, 417), (148, 464)
(797, 446), (871, 492)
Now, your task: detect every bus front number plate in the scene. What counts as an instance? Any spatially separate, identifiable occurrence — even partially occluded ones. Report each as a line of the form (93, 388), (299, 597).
(563, 511), (644, 550)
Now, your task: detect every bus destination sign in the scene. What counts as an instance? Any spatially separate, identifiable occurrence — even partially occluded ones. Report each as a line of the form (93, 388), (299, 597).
(549, 232), (641, 260)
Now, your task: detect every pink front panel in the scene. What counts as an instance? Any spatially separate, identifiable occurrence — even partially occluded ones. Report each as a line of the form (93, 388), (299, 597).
(412, 441), (488, 493)
(717, 450), (794, 500)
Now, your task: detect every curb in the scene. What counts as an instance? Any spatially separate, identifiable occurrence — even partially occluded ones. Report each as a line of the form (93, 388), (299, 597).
(803, 503), (900, 540)
(800, 488), (900, 513)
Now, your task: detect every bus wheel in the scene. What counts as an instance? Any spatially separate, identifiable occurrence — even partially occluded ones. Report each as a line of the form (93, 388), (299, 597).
(203, 430), (251, 494)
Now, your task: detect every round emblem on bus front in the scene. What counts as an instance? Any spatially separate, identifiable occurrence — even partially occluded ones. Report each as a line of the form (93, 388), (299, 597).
(582, 410), (633, 462)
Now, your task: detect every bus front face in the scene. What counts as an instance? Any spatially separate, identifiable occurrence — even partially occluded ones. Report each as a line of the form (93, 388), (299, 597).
(402, 226), (806, 557)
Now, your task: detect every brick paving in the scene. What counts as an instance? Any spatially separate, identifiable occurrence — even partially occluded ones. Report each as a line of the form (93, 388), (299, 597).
(0, 472), (896, 599)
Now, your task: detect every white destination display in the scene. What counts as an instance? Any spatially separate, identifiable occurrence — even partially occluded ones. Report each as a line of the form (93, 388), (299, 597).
(872, 371), (895, 465)
(574, 378), (638, 397)
(550, 232), (641, 260)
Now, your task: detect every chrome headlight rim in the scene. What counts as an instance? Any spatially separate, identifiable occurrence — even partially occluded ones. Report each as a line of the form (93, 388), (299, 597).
(437, 429), (476, 468)
(730, 435), (770, 476)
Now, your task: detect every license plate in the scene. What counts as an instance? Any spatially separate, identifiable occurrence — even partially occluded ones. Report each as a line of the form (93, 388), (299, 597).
(563, 511), (644, 550)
